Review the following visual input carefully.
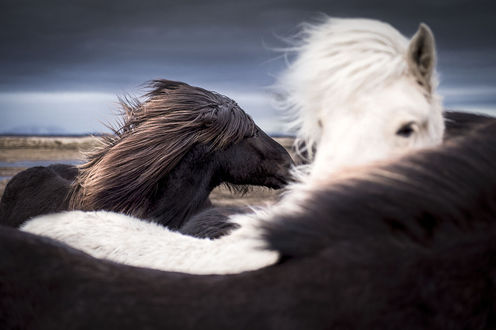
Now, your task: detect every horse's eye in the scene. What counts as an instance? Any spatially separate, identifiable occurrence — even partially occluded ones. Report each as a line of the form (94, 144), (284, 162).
(396, 122), (415, 137)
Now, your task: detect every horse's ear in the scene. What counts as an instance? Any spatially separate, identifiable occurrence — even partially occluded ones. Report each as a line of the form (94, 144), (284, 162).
(407, 23), (436, 91)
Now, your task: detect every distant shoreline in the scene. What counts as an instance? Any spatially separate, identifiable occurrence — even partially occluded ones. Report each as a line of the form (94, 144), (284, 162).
(0, 135), (295, 150)
(0, 133), (295, 138)
(0, 136), (101, 150)
(0, 133), (108, 137)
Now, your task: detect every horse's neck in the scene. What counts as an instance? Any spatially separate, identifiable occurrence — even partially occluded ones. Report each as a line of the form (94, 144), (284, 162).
(146, 156), (218, 229)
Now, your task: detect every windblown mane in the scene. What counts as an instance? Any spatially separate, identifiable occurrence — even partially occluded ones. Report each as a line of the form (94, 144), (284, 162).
(69, 80), (256, 216)
(265, 121), (496, 257)
(274, 17), (440, 159)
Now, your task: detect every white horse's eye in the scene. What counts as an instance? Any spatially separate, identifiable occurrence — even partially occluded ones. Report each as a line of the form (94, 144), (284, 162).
(396, 122), (416, 137)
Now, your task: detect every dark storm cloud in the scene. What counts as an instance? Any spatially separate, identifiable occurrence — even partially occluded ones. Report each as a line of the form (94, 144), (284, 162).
(1, 0), (495, 133)
(2, 0), (495, 90)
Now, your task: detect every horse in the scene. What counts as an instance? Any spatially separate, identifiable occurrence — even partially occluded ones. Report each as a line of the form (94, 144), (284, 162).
(22, 109), (496, 274)
(21, 111), (494, 275)
(182, 17), (478, 240)
(274, 18), (444, 176)
(178, 110), (496, 238)
(19, 19), (450, 272)
(3, 120), (496, 329)
(0, 79), (293, 229)
(18, 18), (488, 273)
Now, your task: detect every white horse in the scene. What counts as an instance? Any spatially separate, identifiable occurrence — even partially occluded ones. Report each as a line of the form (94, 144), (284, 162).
(275, 17), (444, 176)
(21, 18), (445, 274)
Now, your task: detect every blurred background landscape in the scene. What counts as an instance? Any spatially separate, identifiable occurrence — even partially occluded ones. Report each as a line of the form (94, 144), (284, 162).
(1, 0), (495, 202)
(1, 0), (495, 136)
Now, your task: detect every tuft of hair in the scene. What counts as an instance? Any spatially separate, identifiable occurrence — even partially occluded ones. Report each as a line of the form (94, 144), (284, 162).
(69, 80), (256, 216)
(179, 206), (248, 239)
(263, 121), (496, 257)
(273, 17), (440, 160)
(220, 182), (253, 196)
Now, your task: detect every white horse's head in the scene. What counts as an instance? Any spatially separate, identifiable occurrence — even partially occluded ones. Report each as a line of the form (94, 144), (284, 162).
(275, 18), (444, 175)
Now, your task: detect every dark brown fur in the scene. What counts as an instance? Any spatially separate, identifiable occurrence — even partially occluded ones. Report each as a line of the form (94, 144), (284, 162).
(2, 121), (496, 329)
(69, 80), (257, 216)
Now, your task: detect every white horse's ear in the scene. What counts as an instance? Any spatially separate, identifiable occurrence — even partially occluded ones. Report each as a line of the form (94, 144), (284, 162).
(407, 23), (436, 91)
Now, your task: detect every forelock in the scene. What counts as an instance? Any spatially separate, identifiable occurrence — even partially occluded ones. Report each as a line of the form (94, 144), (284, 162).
(143, 80), (257, 149)
(281, 18), (412, 101)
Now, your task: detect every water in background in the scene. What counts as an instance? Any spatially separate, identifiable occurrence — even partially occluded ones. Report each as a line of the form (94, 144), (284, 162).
(0, 160), (83, 168)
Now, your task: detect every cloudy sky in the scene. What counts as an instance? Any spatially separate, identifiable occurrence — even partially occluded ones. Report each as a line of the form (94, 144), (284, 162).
(1, 0), (495, 134)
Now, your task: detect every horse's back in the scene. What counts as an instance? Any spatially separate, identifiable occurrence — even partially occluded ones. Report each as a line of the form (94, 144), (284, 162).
(444, 111), (496, 141)
(0, 164), (76, 227)
(47, 163), (78, 180)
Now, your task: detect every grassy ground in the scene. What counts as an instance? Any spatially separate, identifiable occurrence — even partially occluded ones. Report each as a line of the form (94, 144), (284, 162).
(0, 136), (295, 206)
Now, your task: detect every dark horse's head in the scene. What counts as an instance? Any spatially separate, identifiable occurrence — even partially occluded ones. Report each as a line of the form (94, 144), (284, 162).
(69, 80), (293, 218)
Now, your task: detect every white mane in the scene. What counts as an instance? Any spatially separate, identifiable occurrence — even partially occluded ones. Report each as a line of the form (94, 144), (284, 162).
(274, 17), (442, 161)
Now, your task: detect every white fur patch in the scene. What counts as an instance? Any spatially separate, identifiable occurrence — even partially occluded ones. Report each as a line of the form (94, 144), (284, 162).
(20, 178), (316, 275)
(22, 210), (278, 275)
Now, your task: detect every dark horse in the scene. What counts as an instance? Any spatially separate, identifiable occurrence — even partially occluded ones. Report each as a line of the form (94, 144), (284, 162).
(1, 120), (496, 329)
(179, 110), (496, 239)
(0, 80), (293, 229)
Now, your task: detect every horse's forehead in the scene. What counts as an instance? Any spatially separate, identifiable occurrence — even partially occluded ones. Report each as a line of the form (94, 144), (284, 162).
(354, 78), (432, 120)
(318, 80), (440, 147)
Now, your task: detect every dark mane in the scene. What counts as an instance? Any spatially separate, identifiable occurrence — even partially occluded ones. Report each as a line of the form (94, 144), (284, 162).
(69, 79), (256, 216)
(265, 120), (496, 257)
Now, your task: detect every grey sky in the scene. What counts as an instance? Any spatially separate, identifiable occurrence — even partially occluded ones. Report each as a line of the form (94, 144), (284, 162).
(1, 0), (495, 134)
